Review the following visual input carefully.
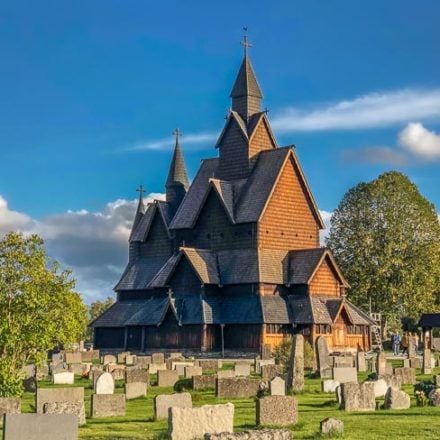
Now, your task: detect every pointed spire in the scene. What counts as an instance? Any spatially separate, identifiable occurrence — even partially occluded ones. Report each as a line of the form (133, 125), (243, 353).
(230, 28), (263, 120)
(129, 184), (146, 240)
(166, 129), (189, 214)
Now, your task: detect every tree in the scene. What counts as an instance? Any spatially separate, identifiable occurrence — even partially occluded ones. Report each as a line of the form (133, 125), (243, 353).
(0, 232), (88, 396)
(86, 296), (114, 341)
(327, 171), (440, 322)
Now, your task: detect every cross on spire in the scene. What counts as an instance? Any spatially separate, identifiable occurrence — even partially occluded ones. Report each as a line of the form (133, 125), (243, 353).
(241, 27), (252, 57)
(172, 128), (182, 143)
(136, 184), (145, 198)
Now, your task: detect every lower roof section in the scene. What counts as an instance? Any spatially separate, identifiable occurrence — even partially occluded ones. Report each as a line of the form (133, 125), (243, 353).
(91, 293), (375, 328)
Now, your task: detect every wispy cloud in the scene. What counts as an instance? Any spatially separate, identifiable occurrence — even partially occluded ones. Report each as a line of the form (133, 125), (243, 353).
(125, 132), (217, 152)
(271, 89), (440, 132)
(343, 122), (440, 165)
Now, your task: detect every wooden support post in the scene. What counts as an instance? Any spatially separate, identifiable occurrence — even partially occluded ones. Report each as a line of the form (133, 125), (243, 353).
(141, 326), (145, 353)
(201, 324), (208, 352)
(220, 324), (225, 359)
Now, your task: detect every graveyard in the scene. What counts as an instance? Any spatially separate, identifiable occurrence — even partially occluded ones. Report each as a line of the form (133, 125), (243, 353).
(2, 344), (440, 439)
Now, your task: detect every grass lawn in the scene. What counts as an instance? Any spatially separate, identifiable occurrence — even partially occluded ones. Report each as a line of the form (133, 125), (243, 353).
(6, 360), (440, 439)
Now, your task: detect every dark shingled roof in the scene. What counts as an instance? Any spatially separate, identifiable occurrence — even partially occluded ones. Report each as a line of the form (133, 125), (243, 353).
(166, 138), (189, 190)
(130, 203), (156, 242)
(289, 296), (314, 324)
(183, 248), (220, 284)
(419, 313), (440, 328)
(129, 195), (146, 241)
(210, 179), (235, 222)
(261, 295), (291, 324)
(174, 295), (204, 325)
(202, 295), (263, 324)
(288, 248), (326, 285)
(217, 249), (258, 284)
(230, 55), (263, 99)
(124, 296), (169, 325)
(344, 300), (377, 325)
(115, 256), (170, 291)
(90, 301), (147, 328)
(148, 253), (181, 288)
(310, 297), (334, 324)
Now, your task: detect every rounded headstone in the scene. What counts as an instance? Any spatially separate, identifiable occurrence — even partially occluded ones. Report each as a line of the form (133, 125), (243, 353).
(95, 372), (114, 395)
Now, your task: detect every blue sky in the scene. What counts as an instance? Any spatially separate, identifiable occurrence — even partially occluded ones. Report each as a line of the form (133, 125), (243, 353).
(1, 0), (439, 301)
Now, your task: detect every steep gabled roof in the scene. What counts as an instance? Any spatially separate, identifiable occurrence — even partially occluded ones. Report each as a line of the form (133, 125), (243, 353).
(209, 179), (235, 223)
(129, 194), (146, 241)
(215, 111), (248, 148)
(248, 112), (277, 148)
(166, 136), (189, 190)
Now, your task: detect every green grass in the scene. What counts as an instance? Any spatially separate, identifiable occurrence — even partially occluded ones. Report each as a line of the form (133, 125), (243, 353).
(5, 361), (440, 439)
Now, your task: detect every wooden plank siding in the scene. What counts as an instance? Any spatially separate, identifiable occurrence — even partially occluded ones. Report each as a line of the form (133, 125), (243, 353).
(249, 119), (275, 166)
(258, 157), (320, 250)
(309, 257), (342, 296)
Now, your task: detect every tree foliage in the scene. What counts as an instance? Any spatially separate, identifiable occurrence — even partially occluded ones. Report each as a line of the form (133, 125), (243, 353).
(327, 171), (440, 321)
(0, 232), (88, 396)
(86, 296), (114, 341)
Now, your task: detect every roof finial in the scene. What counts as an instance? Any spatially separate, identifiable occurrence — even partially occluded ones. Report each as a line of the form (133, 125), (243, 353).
(136, 184), (145, 200)
(172, 128), (182, 145)
(241, 27), (252, 57)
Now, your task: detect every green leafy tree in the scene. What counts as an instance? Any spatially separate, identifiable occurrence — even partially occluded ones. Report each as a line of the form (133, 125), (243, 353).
(327, 171), (440, 321)
(0, 232), (88, 396)
(86, 296), (114, 341)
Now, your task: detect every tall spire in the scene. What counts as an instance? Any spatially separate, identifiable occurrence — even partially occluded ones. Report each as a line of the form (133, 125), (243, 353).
(166, 129), (189, 214)
(130, 184), (146, 240)
(230, 28), (263, 120)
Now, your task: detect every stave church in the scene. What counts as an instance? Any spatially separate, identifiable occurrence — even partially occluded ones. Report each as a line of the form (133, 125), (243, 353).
(91, 38), (375, 353)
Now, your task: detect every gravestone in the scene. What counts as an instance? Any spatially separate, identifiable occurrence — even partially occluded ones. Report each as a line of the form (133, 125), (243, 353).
(357, 351), (366, 372)
(198, 359), (222, 371)
(206, 430), (292, 440)
(393, 367), (416, 385)
(152, 353), (165, 364)
(376, 352), (387, 376)
(340, 382), (375, 412)
(110, 367), (125, 381)
(287, 334), (304, 392)
(53, 372), (74, 385)
(91, 394), (126, 417)
(256, 359), (275, 374)
(149, 363), (167, 375)
(136, 356), (152, 368)
(154, 392), (192, 420)
(23, 377), (37, 393)
(429, 388), (440, 406)
(408, 336), (417, 359)
(423, 348), (432, 374)
(332, 367), (357, 384)
(257, 396), (298, 426)
(102, 354), (117, 365)
(52, 352), (64, 363)
(124, 382), (147, 399)
(217, 370), (235, 379)
(234, 363), (251, 377)
(168, 403), (234, 440)
(0, 397), (21, 418)
(36, 387), (84, 414)
(95, 372), (114, 394)
(157, 369), (179, 387)
(173, 361), (194, 376)
(366, 379), (388, 398)
(193, 375), (216, 390)
(185, 365), (202, 379)
(380, 374), (402, 389)
(126, 355), (137, 366)
(125, 368), (149, 384)
(216, 378), (262, 398)
(43, 401), (86, 425)
(261, 364), (283, 381)
(117, 352), (129, 364)
(435, 375), (440, 387)
(316, 336), (331, 378)
(261, 343), (272, 360)
(384, 387), (410, 410)
(169, 352), (183, 359)
(269, 376), (285, 396)
(321, 380), (340, 393)
(320, 418), (344, 435)
(65, 352), (81, 364)
(2, 414), (78, 440)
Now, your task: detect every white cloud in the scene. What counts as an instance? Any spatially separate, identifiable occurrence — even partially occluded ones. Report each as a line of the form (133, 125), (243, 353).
(271, 89), (440, 132)
(0, 193), (165, 304)
(399, 122), (440, 160)
(125, 132), (217, 152)
(319, 210), (332, 246)
(343, 122), (440, 165)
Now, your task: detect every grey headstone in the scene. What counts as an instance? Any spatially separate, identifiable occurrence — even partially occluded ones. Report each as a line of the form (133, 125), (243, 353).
(234, 363), (250, 377)
(43, 401), (86, 425)
(3, 414), (78, 440)
(320, 418), (344, 435)
(384, 387), (410, 409)
(356, 351), (366, 372)
(287, 334), (304, 392)
(157, 369), (179, 387)
(95, 372), (114, 394)
(316, 336), (331, 376)
(154, 392), (192, 420)
(91, 394), (126, 417)
(256, 396), (298, 426)
(332, 367), (357, 384)
(269, 377), (285, 396)
(36, 387), (84, 414)
(124, 382), (147, 400)
(0, 398), (21, 418)
(340, 383), (375, 412)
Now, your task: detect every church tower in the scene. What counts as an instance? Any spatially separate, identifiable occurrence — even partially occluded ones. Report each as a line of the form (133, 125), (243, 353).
(217, 30), (276, 181)
(166, 129), (189, 215)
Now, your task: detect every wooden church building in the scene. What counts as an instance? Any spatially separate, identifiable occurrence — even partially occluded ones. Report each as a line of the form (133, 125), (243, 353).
(91, 40), (375, 353)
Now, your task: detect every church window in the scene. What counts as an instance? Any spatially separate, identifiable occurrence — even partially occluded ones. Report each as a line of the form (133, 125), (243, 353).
(316, 324), (332, 334)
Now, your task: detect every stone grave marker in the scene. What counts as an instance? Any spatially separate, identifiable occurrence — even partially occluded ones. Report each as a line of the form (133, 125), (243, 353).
(0, 397), (21, 418)
(217, 370), (235, 379)
(257, 396), (298, 426)
(287, 334), (304, 392)
(197, 359), (222, 371)
(152, 352), (165, 364)
(43, 401), (86, 425)
(332, 367), (357, 384)
(206, 430), (292, 440)
(357, 351), (366, 372)
(95, 372), (114, 394)
(423, 348), (432, 374)
(126, 354), (137, 366)
(408, 335), (417, 359)
(340, 382), (375, 412)
(52, 352), (64, 363)
(193, 375), (216, 390)
(154, 392), (192, 420)
(256, 359), (275, 374)
(117, 352), (129, 364)
(125, 368), (149, 384)
(393, 367), (416, 385)
(36, 387), (84, 414)
(321, 379), (340, 393)
(269, 376), (285, 396)
(23, 377), (37, 393)
(365, 378), (388, 398)
(65, 352), (81, 364)
(216, 378), (261, 398)
(110, 367), (125, 381)
(168, 352), (183, 359)
(173, 361), (194, 376)
(3, 414), (78, 440)
(102, 354), (117, 365)
(149, 362), (167, 375)
(91, 394), (126, 417)
(261, 364), (283, 381)
(234, 362), (251, 377)
(53, 372), (74, 385)
(136, 356), (152, 368)
(185, 365), (202, 379)
(384, 387), (410, 409)
(124, 382), (147, 400)
(320, 418), (344, 436)
(261, 343), (272, 360)
(157, 369), (179, 387)
(376, 352), (387, 376)
(168, 403), (234, 440)
(316, 336), (331, 378)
